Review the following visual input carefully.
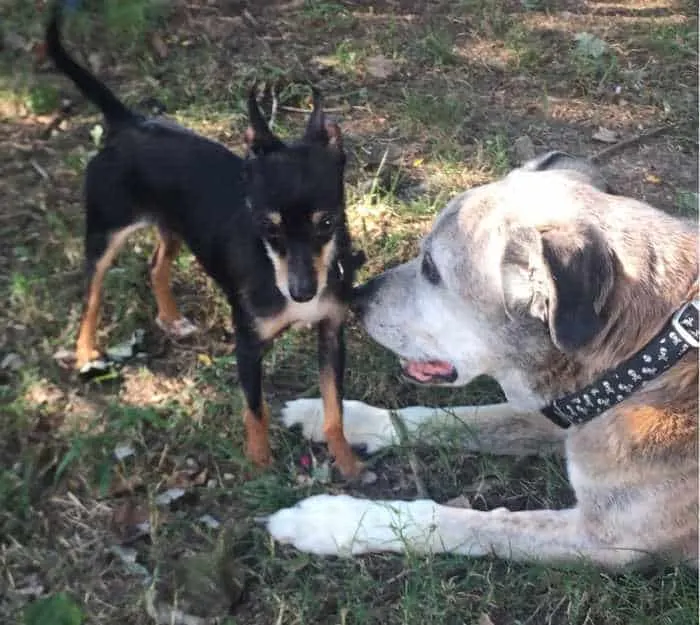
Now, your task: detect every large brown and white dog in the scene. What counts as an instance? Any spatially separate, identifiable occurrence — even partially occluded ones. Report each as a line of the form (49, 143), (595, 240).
(264, 152), (698, 570)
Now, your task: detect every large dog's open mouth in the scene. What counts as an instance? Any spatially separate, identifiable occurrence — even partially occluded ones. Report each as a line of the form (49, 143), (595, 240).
(400, 359), (458, 384)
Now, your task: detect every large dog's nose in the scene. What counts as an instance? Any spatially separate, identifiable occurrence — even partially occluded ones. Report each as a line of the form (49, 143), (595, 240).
(351, 275), (383, 317)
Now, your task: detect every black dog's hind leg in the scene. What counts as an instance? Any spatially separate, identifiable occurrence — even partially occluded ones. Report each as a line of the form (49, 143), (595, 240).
(150, 227), (197, 337)
(76, 208), (147, 369)
(318, 319), (363, 477)
(235, 320), (271, 467)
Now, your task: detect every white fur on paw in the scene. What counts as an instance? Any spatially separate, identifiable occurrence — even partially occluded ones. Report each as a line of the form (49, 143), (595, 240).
(267, 495), (494, 558)
(156, 316), (198, 338)
(266, 494), (405, 556)
(281, 399), (398, 454)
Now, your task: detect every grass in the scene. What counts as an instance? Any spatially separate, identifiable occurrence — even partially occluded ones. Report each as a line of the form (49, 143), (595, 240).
(0, 0), (698, 624)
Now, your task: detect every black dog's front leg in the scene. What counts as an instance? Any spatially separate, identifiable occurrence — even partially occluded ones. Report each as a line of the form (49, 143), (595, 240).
(235, 324), (270, 467)
(318, 319), (363, 477)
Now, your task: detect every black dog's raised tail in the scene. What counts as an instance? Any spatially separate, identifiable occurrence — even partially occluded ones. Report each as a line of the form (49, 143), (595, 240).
(46, 3), (134, 126)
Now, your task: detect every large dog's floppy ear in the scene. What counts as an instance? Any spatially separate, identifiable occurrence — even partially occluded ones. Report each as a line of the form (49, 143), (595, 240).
(244, 86), (284, 156)
(501, 223), (616, 352)
(303, 88), (343, 153)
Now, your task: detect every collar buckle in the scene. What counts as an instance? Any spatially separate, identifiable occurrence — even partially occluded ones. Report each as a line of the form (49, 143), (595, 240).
(670, 299), (700, 349)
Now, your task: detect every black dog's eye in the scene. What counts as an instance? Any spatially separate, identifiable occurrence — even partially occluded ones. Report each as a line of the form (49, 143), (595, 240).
(263, 220), (283, 240)
(315, 214), (335, 236)
(421, 251), (441, 285)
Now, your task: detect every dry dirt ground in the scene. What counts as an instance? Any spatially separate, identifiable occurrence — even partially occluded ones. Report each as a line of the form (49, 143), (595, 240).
(0, 1), (698, 624)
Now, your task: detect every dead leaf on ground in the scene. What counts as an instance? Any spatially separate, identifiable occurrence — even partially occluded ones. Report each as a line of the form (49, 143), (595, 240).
(105, 329), (145, 361)
(513, 135), (536, 163)
(445, 494), (472, 509)
(366, 54), (396, 79)
(88, 52), (102, 74)
(114, 443), (136, 461)
(109, 545), (152, 582)
(151, 32), (168, 59)
(592, 126), (618, 144)
(574, 32), (607, 59)
(155, 488), (186, 506)
(361, 470), (378, 485)
(111, 499), (151, 541)
(166, 467), (209, 489)
(478, 613), (496, 625)
(198, 514), (221, 530)
(13, 573), (45, 598)
(1, 352), (24, 370)
(2, 30), (29, 53)
(311, 55), (341, 69)
(109, 473), (144, 497)
(52, 347), (75, 368)
(24, 380), (65, 406)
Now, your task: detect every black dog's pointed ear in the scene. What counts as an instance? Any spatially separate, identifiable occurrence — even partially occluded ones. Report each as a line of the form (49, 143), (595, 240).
(501, 223), (616, 353)
(244, 85), (284, 156)
(303, 88), (343, 152)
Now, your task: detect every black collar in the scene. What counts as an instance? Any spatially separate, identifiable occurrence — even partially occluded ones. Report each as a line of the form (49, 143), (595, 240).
(541, 299), (699, 429)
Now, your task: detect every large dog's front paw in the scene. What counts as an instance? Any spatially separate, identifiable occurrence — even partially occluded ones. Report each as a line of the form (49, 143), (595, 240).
(266, 494), (425, 556)
(280, 399), (398, 454)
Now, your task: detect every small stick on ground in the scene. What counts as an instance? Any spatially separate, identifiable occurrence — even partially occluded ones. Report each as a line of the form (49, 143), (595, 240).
(30, 159), (50, 182)
(389, 411), (429, 499)
(279, 105), (347, 114)
(590, 123), (678, 164)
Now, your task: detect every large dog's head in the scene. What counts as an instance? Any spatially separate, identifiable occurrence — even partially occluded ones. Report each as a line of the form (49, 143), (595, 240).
(243, 88), (349, 303)
(353, 152), (697, 406)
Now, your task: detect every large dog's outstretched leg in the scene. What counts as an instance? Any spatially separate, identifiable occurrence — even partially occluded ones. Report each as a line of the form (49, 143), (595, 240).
(266, 495), (651, 570)
(281, 399), (566, 457)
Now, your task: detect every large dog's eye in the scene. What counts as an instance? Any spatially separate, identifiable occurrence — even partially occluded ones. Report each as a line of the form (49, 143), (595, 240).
(421, 252), (441, 285)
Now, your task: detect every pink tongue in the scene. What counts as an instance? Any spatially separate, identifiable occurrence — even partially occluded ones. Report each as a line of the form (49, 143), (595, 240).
(405, 360), (454, 381)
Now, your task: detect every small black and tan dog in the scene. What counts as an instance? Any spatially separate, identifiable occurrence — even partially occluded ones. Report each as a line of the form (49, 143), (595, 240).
(46, 4), (366, 477)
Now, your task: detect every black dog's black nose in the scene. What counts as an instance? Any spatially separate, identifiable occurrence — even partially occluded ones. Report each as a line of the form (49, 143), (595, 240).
(289, 281), (316, 303)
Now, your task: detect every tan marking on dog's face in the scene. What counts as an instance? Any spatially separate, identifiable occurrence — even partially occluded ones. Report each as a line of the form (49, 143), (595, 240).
(263, 241), (290, 298)
(264, 236), (337, 300)
(255, 295), (346, 342)
(268, 211), (282, 225)
(314, 237), (336, 293)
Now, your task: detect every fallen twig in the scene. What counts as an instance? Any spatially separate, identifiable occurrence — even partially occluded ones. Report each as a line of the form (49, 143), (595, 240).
(590, 123), (678, 163)
(279, 105), (347, 114)
(30, 159), (50, 182)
